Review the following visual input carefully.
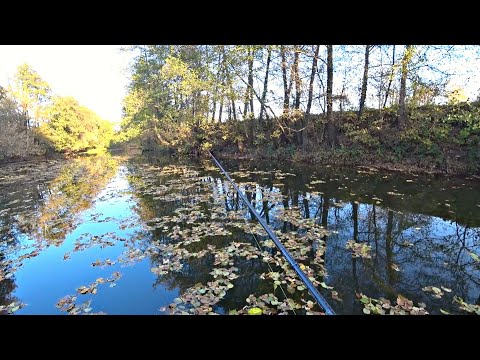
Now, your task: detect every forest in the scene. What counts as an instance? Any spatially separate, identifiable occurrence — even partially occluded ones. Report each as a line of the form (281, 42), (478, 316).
(1, 46), (479, 175)
(116, 45), (480, 175)
(0, 64), (113, 161)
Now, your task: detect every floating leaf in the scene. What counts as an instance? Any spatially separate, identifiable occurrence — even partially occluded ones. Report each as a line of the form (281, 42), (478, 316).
(247, 307), (263, 315)
(331, 291), (343, 302)
(320, 282), (333, 290)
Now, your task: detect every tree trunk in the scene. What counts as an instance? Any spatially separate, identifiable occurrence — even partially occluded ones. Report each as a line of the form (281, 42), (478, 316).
(281, 45), (290, 112)
(398, 45), (411, 129)
(357, 45), (371, 121)
(248, 50), (254, 117)
(293, 46), (301, 109)
(383, 45), (396, 109)
(231, 99), (237, 121)
(243, 48), (254, 118)
(211, 50), (223, 122)
(218, 97), (224, 122)
(306, 45), (319, 115)
(259, 48), (271, 122)
(323, 45), (336, 149)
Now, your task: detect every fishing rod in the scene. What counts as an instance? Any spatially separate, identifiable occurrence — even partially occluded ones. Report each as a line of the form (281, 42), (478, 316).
(208, 151), (335, 315)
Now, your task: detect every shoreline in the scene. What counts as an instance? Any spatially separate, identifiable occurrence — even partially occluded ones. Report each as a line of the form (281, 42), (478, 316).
(2, 149), (479, 179)
(214, 149), (479, 177)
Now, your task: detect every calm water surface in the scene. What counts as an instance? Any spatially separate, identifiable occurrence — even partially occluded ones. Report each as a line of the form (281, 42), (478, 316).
(1, 154), (479, 315)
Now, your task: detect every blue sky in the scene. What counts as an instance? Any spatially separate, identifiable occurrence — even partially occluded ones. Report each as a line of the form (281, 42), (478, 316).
(0, 45), (134, 123)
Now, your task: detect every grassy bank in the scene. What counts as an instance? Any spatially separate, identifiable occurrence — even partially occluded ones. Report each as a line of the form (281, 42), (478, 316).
(192, 103), (480, 176)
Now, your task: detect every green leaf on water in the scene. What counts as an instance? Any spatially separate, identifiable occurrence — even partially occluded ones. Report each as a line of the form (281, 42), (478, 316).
(247, 307), (262, 315)
(320, 282), (333, 290)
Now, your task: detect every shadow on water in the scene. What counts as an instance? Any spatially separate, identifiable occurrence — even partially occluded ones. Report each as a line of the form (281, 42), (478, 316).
(0, 153), (479, 314)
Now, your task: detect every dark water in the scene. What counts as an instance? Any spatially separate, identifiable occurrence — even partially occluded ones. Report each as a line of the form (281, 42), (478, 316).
(0, 154), (479, 315)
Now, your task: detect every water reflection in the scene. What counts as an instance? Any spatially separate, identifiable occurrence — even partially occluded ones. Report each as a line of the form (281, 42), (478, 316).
(0, 154), (479, 314)
(0, 156), (118, 313)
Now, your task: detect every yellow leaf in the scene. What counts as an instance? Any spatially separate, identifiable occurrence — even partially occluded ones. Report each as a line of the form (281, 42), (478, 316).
(247, 307), (263, 315)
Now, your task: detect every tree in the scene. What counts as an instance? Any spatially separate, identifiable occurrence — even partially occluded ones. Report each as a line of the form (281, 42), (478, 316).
(259, 47), (272, 122)
(281, 45), (291, 112)
(10, 64), (51, 129)
(293, 45), (302, 109)
(383, 45), (396, 109)
(398, 45), (413, 129)
(323, 45), (337, 149)
(39, 96), (113, 153)
(306, 45), (320, 115)
(357, 45), (373, 121)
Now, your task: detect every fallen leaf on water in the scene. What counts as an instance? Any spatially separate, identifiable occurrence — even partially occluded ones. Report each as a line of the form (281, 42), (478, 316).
(320, 282), (333, 290)
(77, 286), (90, 294)
(247, 307), (263, 315)
(331, 291), (343, 302)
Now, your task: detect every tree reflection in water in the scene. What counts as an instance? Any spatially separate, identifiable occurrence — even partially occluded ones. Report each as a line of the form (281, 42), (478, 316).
(0, 156), (118, 310)
(125, 157), (480, 314)
(0, 154), (479, 314)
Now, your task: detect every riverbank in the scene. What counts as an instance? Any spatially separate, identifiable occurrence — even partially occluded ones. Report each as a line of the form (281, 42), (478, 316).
(202, 104), (480, 177)
(214, 146), (476, 177)
(0, 153), (64, 166)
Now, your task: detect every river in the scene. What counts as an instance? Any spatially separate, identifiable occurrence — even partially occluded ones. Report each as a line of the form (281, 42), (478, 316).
(0, 154), (479, 315)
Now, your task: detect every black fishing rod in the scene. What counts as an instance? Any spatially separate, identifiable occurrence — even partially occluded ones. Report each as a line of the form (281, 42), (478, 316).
(209, 151), (335, 315)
